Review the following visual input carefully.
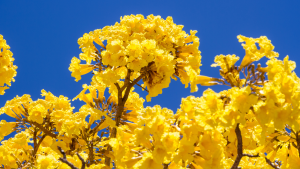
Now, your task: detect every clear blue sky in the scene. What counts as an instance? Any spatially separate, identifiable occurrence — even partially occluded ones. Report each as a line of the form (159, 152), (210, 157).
(1, 1), (300, 122)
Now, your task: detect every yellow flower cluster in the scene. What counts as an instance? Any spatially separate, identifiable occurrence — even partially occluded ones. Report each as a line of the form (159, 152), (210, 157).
(104, 35), (300, 168)
(238, 35), (279, 69)
(0, 35), (17, 95)
(69, 14), (201, 101)
(0, 89), (115, 168)
(3, 13), (300, 168)
(0, 131), (32, 168)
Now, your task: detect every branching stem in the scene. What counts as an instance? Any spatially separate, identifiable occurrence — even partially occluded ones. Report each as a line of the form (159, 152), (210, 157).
(58, 146), (85, 169)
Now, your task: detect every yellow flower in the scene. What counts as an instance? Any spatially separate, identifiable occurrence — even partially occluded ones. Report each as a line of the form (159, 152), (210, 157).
(72, 14), (202, 101)
(0, 34), (17, 95)
(211, 54), (239, 73)
(133, 152), (162, 169)
(69, 57), (95, 82)
(238, 35), (278, 69)
(28, 99), (51, 124)
(36, 154), (58, 169)
(0, 120), (17, 141)
(0, 94), (32, 118)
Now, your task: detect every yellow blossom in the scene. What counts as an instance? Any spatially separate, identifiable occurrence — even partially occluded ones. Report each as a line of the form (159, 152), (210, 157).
(0, 34), (17, 95)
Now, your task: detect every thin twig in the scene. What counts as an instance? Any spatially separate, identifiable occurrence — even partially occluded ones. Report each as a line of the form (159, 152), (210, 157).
(25, 120), (57, 138)
(230, 124), (279, 169)
(131, 81), (149, 93)
(58, 146), (85, 169)
(88, 119), (106, 136)
(242, 153), (259, 157)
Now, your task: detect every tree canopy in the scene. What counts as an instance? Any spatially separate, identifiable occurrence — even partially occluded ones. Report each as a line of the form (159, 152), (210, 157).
(0, 14), (299, 169)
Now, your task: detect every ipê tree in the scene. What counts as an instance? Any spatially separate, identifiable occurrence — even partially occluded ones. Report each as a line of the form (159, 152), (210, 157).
(0, 14), (299, 169)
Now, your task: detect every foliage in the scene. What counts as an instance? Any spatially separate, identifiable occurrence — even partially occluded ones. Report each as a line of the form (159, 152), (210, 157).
(0, 14), (299, 169)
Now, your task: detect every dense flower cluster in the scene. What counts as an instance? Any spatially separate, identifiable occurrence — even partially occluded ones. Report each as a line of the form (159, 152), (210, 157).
(69, 14), (201, 101)
(0, 35), (17, 95)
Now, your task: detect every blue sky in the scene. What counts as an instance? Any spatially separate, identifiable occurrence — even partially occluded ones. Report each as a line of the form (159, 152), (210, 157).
(1, 1), (300, 122)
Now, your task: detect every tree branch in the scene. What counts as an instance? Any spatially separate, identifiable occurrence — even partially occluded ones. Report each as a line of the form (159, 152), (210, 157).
(296, 131), (300, 157)
(88, 119), (105, 136)
(120, 68), (132, 92)
(265, 157), (280, 169)
(122, 74), (145, 103)
(230, 123), (243, 169)
(105, 73), (145, 167)
(242, 153), (259, 157)
(76, 152), (86, 169)
(229, 124), (279, 169)
(33, 128), (37, 151)
(25, 120), (57, 138)
(58, 146), (85, 169)
(33, 134), (47, 156)
(131, 81), (149, 93)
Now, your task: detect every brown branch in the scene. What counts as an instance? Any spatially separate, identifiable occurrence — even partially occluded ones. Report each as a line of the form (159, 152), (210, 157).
(33, 134), (47, 156)
(131, 81), (149, 93)
(296, 131), (300, 157)
(230, 124), (279, 169)
(120, 68), (132, 92)
(88, 119), (106, 136)
(25, 120), (57, 138)
(76, 152), (86, 169)
(58, 146), (85, 169)
(88, 141), (94, 165)
(114, 82), (121, 91)
(105, 74), (145, 167)
(33, 129), (37, 151)
(122, 74), (145, 103)
(242, 153), (259, 157)
(265, 157), (280, 169)
(230, 123), (243, 169)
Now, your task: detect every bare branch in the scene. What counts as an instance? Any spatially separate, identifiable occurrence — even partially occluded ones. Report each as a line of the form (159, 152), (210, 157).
(122, 74), (145, 103)
(296, 131), (300, 157)
(265, 157), (280, 169)
(114, 82), (121, 91)
(120, 68), (132, 92)
(88, 119), (106, 136)
(25, 120), (57, 138)
(76, 152), (86, 169)
(242, 153), (259, 157)
(33, 134), (47, 156)
(131, 81), (149, 93)
(230, 123), (243, 169)
(58, 146), (86, 169)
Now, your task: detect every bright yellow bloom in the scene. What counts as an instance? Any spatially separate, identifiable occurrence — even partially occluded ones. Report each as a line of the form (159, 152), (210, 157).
(238, 35), (278, 69)
(71, 14), (201, 101)
(69, 57), (95, 82)
(211, 54), (239, 73)
(0, 94), (32, 118)
(0, 120), (17, 141)
(36, 154), (58, 169)
(0, 35), (17, 95)
(28, 99), (50, 124)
